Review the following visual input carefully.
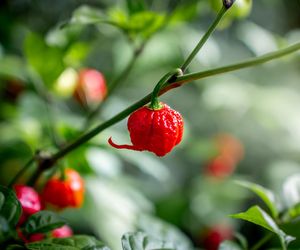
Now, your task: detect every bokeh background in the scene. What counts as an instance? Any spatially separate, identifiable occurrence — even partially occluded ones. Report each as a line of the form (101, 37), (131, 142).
(1, 0), (300, 249)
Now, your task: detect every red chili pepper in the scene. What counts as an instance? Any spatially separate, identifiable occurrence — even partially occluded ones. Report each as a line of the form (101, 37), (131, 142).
(52, 225), (73, 238)
(41, 168), (84, 209)
(108, 102), (184, 157)
(202, 224), (233, 250)
(17, 229), (44, 243)
(14, 185), (42, 225)
(74, 68), (107, 106)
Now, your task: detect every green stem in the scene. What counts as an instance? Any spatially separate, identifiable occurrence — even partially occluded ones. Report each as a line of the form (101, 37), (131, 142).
(149, 68), (182, 109)
(8, 156), (35, 187)
(35, 41), (300, 175)
(249, 233), (273, 250)
(180, 6), (227, 72)
(27, 167), (44, 187)
(174, 42), (300, 85)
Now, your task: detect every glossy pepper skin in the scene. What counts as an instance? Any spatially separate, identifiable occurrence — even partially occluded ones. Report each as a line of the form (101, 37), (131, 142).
(42, 169), (84, 209)
(109, 102), (184, 157)
(14, 185), (42, 225)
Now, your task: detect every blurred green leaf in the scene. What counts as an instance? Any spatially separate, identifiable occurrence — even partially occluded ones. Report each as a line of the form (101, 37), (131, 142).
(110, 10), (166, 39)
(70, 5), (106, 25)
(233, 233), (248, 250)
(24, 211), (66, 234)
(26, 235), (109, 250)
(126, 0), (146, 15)
(121, 232), (175, 250)
(0, 216), (12, 244)
(0, 56), (28, 81)
(137, 215), (193, 250)
(218, 240), (242, 250)
(64, 42), (90, 68)
(282, 174), (300, 208)
(231, 206), (295, 249)
(235, 180), (279, 218)
(0, 185), (22, 227)
(24, 33), (64, 86)
(170, 3), (200, 23)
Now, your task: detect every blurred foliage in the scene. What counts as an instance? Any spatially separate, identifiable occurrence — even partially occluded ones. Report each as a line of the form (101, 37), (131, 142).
(1, 0), (300, 249)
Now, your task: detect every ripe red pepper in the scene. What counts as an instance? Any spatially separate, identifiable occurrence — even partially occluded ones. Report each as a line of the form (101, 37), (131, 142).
(109, 102), (184, 157)
(202, 224), (233, 250)
(17, 229), (44, 243)
(74, 69), (107, 106)
(41, 168), (84, 209)
(52, 225), (73, 238)
(205, 134), (244, 178)
(14, 185), (42, 225)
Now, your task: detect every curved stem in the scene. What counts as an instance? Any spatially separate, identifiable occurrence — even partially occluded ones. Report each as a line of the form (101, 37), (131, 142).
(35, 41), (300, 174)
(180, 6), (227, 72)
(149, 68), (182, 109)
(8, 156), (35, 187)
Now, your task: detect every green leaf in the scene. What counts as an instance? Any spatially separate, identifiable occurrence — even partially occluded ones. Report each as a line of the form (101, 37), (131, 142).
(63, 42), (90, 68)
(24, 211), (66, 234)
(109, 10), (166, 39)
(0, 185), (22, 227)
(24, 33), (65, 86)
(218, 240), (242, 250)
(26, 235), (110, 250)
(137, 215), (193, 250)
(0, 216), (12, 244)
(170, 3), (200, 23)
(125, 11), (166, 39)
(70, 6), (106, 25)
(235, 180), (279, 218)
(121, 232), (175, 250)
(231, 206), (295, 250)
(233, 233), (248, 250)
(282, 174), (300, 209)
(126, 0), (146, 15)
(0, 56), (28, 81)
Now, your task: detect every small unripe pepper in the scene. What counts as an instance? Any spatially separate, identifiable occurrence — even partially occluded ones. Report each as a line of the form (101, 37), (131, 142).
(41, 168), (84, 209)
(109, 102), (184, 157)
(14, 185), (42, 225)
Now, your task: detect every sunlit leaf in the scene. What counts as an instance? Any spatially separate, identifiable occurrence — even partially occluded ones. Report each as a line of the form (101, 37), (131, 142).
(231, 206), (295, 249)
(235, 180), (279, 218)
(282, 174), (300, 208)
(137, 215), (193, 250)
(121, 232), (175, 250)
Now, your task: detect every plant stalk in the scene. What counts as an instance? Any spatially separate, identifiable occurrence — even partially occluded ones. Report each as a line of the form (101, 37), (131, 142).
(180, 6), (227, 72)
(50, 42), (300, 164)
